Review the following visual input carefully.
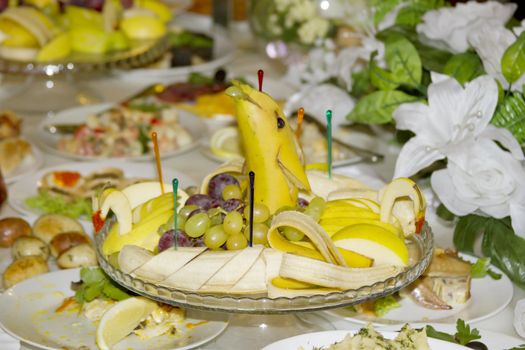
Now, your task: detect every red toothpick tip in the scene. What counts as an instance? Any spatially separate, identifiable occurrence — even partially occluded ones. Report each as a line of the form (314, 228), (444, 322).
(257, 69), (264, 92)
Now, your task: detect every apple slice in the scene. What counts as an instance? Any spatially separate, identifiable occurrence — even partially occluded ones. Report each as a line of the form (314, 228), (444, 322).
(100, 189), (132, 235)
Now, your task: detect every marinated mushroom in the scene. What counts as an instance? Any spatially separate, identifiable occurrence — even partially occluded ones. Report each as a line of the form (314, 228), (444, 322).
(57, 243), (98, 269)
(0, 217), (32, 247)
(3, 255), (49, 289)
(33, 214), (84, 244)
(11, 236), (49, 260)
(50, 231), (90, 258)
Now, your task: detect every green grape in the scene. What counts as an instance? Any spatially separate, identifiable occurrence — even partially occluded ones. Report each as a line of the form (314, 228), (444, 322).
(210, 213), (224, 226)
(177, 214), (186, 229)
(179, 204), (199, 219)
(281, 226), (304, 241)
(243, 223), (269, 245)
(157, 222), (172, 234)
(222, 184), (242, 200)
(304, 196), (326, 221)
(244, 203), (270, 223)
(223, 211), (243, 235)
(204, 225), (228, 249)
(184, 212), (210, 238)
(226, 233), (248, 250)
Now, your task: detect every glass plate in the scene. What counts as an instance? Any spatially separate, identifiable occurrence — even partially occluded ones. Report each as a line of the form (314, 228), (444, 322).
(0, 37), (168, 75)
(96, 220), (433, 314)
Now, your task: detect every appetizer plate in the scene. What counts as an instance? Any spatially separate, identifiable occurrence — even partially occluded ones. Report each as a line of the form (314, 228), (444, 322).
(8, 160), (196, 230)
(33, 103), (207, 162)
(119, 14), (235, 82)
(4, 140), (44, 185)
(325, 255), (513, 325)
(0, 268), (229, 350)
(261, 330), (469, 350)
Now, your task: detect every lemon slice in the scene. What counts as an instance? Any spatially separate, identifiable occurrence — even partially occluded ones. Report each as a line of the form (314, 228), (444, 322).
(36, 32), (71, 62)
(96, 297), (156, 350)
(210, 127), (243, 160)
(332, 223), (409, 266)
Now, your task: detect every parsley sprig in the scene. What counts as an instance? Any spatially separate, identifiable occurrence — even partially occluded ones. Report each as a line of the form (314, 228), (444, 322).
(471, 257), (502, 280)
(425, 320), (481, 346)
(73, 267), (130, 304)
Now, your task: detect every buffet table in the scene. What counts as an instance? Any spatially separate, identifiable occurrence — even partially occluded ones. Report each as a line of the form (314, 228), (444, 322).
(1, 48), (524, 350)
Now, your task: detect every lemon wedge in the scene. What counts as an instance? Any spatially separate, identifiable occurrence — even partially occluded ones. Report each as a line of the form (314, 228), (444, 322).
(36, 32), (71, 62)
(332, 224), (409, 266)
(210, 127), (243, 160)
(96, 297), (156, 350)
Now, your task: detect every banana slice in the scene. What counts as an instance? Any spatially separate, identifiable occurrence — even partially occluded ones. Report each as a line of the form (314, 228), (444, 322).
(118, 245), (154, 274)
(268, 211), (347, 266)
(134, 246), (206, 282)
(279, 253), (403, 290)
(229, 255), (267, 294)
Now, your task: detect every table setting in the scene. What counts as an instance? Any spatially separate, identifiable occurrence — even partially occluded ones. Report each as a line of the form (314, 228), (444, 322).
(0, 0), (525, 349)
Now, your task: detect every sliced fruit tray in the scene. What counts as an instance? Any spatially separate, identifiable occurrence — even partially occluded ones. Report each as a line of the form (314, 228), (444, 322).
(0, 36), (167, 75)
(95, 219), (434, 314)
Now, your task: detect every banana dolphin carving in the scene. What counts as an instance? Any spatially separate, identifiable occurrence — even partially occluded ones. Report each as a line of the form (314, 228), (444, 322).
(226, 81), (310, 213)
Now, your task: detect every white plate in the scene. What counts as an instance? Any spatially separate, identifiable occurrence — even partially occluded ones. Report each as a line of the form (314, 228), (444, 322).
(119, 14), (236, 83)
(0, 268), (229, 350)
(8, 160), (196, 228)
(33, 103), (207, 162)
(3, 140), (44, 184)
(326, 255), (513, 325)
(262, 330), (470, 350)
(390, 323), (525, 350)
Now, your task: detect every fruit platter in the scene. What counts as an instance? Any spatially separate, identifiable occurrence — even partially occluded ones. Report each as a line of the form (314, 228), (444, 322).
(93, 81), (434, 314)
(0, 0), (172, 74)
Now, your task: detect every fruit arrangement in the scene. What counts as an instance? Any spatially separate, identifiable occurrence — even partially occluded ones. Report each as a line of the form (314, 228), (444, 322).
(96, 82), (427, 298)
(0, 0), (171, 62)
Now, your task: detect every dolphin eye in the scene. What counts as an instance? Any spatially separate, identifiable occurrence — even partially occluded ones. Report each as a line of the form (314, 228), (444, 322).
(277, 117), (285, 129)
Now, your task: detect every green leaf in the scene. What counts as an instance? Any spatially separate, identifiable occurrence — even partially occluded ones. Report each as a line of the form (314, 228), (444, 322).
(502, 32), (525, 84)
(373, 295), (400, 317)
(80, 267), (106, 285)
(103, 282), (131, 301)
(373, 0), (403, 27)
(350, 69), (374, 98)
(491, 92), (525, 145)
(507, 345), (525, 350)
(83, 281), (105, 302)
(453, 215), (490, 253)
(425, 325), (456, 343)
(377, 25), (452, 72)
(385, 35), (422, 86)
(369, 52), (400, 91)
(481, 217), (525, 289)
(436, 203), (455, 221)
(443, 52), (485, 84)
(347, 90), (419, 124)
(455, 319), (481, 345)
(471, 257), (502, 280)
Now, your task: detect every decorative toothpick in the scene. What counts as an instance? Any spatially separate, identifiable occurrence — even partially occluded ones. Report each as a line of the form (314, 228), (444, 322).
(326, 110), (333, 179)
(258, 69), (264, 92)
(295, 107), (304, 139)
(249, 171), (255, 247)
(151, 131), (165, 194)
(171, 178), (179, 250)
(172, 178), (179, 250)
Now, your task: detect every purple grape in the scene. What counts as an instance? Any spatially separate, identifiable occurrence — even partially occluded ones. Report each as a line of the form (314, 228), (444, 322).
(0, 0), (8, 12)
(185, 194), (213, 209)
(158, 229), (205, 251)
(298, 198), (309, 208)
(187, 208), (206, 219)
(222, 198), (244, 212)
(207, 173), (239, 200)
(209, 198), (223, 209)
(120, 0), (133, 9)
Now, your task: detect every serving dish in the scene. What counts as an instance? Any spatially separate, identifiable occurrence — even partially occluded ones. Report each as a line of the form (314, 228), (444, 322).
(95, 219), (433, 314)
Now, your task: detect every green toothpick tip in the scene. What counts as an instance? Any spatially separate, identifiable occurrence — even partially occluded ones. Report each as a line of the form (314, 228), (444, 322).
(172, 178), (179, 250)
(326, 110), (333, 180)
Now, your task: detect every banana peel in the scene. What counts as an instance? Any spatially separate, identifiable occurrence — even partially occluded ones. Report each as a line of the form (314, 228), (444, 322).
(226, 82), (310, 213)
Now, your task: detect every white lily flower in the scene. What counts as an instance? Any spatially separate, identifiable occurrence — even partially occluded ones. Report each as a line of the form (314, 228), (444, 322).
(431, 138), (525, 237)
(417, 1), (516, 53)
(468, 21), (525, 92)
(393, 74), (524, 178)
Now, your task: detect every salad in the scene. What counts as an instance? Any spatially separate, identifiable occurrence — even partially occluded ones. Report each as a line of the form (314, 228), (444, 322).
(57, 106), (193, 158)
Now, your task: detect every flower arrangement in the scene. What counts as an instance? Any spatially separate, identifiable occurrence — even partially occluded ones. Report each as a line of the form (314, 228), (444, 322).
(249, 0), (331, 46)
(286, 0), (525, 287)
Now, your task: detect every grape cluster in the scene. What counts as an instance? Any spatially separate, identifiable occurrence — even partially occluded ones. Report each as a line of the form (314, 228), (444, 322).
(156, 172), (319, 252)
